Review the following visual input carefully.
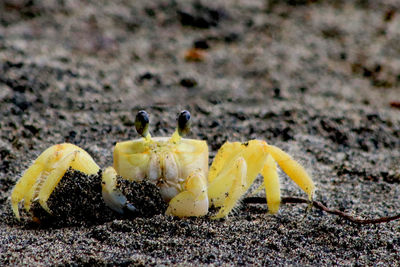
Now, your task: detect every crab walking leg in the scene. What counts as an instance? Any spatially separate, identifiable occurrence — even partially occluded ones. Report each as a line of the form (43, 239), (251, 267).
(69, 150), (100, 175)
(11, 143), (101, 218)
(37, 148), (100, 213)
(207, 140), (270, 218)
(36, 151), (80, 213)
(208, 142), (243, 184)
(265, 144), (315, 200)
(209, 157), (248, 219)
(11, 144), (68, 219)
(166, 169), (208, 217)
(23, 169), (49, 213)
(208, 140), (269, 198)
(261, 155), (280, 214)
(11, 164), (44, 219)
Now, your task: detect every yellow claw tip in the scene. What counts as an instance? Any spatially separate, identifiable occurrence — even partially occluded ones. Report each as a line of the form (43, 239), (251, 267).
(24, 200), (31, 213)
(267, 199), (280, 214)
(268, 208), (279, 215)
(308, 186), (316, 200)
(12, 202), (21, 221)
(211, 211), (227, 220)
(39, 200), (51, 215)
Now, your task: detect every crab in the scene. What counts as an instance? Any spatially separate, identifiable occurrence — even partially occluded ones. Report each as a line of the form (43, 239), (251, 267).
(11, 110), (315, 220)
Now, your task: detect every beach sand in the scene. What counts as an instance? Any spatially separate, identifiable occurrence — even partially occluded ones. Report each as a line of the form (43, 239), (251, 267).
(1, 0), (399, 265)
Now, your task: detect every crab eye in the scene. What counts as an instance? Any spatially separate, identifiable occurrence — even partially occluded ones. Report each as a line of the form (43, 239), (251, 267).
(135, 110), (150, 137)
(177, 110), (191, 136)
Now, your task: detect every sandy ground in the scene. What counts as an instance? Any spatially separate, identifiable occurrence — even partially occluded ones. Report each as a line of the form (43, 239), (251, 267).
(1, 0), (400, 265)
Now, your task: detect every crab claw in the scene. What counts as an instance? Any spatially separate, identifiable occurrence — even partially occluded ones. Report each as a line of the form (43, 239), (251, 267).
(101, 167), (137, 214)
(166, 169), (209, 217)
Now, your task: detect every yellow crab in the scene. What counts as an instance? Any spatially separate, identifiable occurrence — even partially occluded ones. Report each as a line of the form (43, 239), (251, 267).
(11, 110), (315, 220)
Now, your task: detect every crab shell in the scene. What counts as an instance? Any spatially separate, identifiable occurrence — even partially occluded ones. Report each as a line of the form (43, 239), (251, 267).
(107, 137), (209, 217)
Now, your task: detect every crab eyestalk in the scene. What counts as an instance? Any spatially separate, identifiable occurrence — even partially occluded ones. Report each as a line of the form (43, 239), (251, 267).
(178, 110), (191, 137)
(170, 110), (191, 143)
(135, 110), (151, 141)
